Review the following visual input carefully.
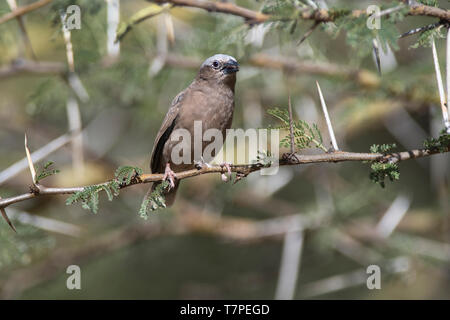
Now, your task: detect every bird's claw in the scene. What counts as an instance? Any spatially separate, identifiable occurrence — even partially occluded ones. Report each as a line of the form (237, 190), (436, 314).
(194, 156), (211, 170)
(163, 164), (176, 189)
(220, 162), (232, 182)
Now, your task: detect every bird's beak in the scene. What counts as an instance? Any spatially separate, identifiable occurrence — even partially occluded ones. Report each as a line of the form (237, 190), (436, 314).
(222, 60), (239, 74)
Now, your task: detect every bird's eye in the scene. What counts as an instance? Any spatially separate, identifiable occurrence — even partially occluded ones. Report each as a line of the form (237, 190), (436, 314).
(212, 61), (220, 69)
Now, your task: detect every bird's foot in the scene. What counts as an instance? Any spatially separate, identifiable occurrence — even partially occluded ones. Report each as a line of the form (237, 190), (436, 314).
(220, 162), (232, 182)
(194, 156), (212, 170)
(163, 163), (177, 189)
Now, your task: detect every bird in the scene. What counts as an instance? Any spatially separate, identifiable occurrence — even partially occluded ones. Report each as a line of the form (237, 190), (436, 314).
(150, 54), (239, 206)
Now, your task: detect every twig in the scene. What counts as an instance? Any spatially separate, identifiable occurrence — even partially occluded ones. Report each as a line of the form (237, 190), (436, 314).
(0, 59), (65, 79)
(316, 81), (339, 151)
(6, 0), (37, 60)
(148, 0), (450, 24)
(149, 0), (270, 23)
(0, 0), (53, 25)
(0, 54), (378, 93)
(1, 141), (449, 210)
(374, 4), (405, 19)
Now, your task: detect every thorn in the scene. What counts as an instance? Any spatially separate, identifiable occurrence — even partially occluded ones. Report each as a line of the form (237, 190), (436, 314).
(60, 12), (75, 73)
(316, 81), (339, 151)
(399, 21), (442, 39)
(372, 38), (382, 75)
(431, 38), (450, 131)
(297, 21), (319, 46)
(24, 133), (36, 185)
(1, 206), (17, 233)
(446, 27), (450, 130)
(164, 12), (175, 45)
(288, 93), (295, 155)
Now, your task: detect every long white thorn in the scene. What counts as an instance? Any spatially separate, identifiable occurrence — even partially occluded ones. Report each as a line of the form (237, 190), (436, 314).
(60, 13), (75, 73)
(106, 0), (120, 57)
(0, 133), (72, 185)
(24, 134), (36, 185)
(447, 27), (450, 131)
(316, 81), (339, 151)
(275, 218), (304, 300)
(432, 38), (450, 132)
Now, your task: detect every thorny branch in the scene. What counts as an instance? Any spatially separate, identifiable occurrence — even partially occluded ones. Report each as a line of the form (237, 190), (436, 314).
(0, 0), (448, 27)
(0, 144), (448, 210)
(0, 0), (53, 25)
(148, 0), (450, 24)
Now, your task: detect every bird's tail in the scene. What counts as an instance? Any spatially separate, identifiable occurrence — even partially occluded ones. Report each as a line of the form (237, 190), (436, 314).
(150, 180), (180, 207)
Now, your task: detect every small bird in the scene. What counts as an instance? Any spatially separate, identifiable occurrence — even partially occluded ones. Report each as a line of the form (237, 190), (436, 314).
(150, 54), (239, 206)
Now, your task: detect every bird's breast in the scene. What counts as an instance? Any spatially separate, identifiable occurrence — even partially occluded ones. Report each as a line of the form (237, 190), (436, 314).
(178, 87), (235, 133)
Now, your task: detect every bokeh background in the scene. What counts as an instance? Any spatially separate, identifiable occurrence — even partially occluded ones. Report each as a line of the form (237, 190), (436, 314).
(0, 0), (449, 299)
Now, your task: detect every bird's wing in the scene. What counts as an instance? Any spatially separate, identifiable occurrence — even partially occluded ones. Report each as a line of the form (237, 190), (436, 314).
(150, 90), (186, 173)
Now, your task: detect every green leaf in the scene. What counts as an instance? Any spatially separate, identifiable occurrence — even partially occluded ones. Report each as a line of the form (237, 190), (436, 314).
(35, 161), (60, 183)
(139, 181), (170, 218)
(267, 107), (327, 152)
(369, 162), (400, 188)
(370, 143), (397, 154)
(115, 165), (143, 185)
(416, 0), (437, 6)
(423, 132), (450, 153)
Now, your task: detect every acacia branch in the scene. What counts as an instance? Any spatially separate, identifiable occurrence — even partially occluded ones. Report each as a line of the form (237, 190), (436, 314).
(150, 0), (270, 23)
(0, 144), (448, 210)
(0, 0), (53, 25)
(0, 59), (65, 78)
(149, 0), (450, 23)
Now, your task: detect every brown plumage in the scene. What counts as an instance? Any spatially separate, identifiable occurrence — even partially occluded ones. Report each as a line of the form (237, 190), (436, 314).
(150, 54), (239, 206)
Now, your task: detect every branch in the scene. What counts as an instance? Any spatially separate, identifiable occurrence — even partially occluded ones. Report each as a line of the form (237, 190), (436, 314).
(0, 59), (65, 79)
(0, 0), (53, 25)
(149, 0), (450, 23)
(6, 0), (37, 60)
(0, 143), (448, 210)
(150, 0), (270, 23)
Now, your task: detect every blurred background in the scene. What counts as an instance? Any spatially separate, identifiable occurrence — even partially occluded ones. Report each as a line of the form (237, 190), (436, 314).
(0, 0), (449, 299)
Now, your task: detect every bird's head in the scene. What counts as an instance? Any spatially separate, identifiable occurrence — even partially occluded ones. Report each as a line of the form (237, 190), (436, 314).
(198, 54), (239, 86)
